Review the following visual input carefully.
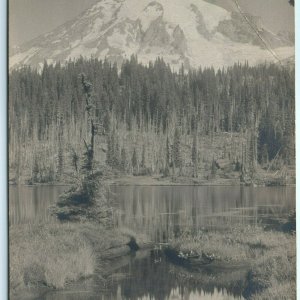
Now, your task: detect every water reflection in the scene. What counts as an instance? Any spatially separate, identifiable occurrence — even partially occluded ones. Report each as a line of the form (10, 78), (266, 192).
(110, 186), (295, 242)
(39, 250), (245, 300)
(9, 185), (294, 300)
(41, 289), (243, 300)
(9, 185), (66, 225)
(9, 185), (295, 238)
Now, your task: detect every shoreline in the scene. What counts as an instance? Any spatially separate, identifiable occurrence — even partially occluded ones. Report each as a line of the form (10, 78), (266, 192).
(9, 174), (296, 187)
(9, 223), (151, 299)
(10, 222), (295, 300)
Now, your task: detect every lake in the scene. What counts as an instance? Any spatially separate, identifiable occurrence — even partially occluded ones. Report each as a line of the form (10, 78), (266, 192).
(9, 185), (295, 300)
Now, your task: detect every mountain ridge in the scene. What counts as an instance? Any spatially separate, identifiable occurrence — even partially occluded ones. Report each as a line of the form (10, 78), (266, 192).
(10, 0), (294, 70)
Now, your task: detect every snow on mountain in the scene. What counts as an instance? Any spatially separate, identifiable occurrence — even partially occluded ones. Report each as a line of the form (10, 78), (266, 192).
(9, 0), (294, 71)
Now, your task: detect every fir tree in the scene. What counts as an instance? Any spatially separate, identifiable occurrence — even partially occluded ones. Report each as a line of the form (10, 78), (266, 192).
(211, 159), (218, 179)
(120, 147), (127, 172)
(192, 131), (198, 178)
(173, 127), (181, 169)
(141, 144), (146, 169)
(52, 74), (111, 225)
(260, 144), (269, 166)
(9, 58), (295, 182)
(164, 136), (170, 176)
(56, 114), (64, 179)
(132, 148), (138, 175)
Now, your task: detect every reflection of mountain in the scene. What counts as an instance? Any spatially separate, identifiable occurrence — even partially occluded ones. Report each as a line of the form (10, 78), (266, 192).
(10, 0), (294, 70)
(111, 186), (295, 242)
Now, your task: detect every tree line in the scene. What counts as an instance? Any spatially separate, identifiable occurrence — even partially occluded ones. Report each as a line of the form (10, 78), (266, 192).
(9, 56), (294, 183)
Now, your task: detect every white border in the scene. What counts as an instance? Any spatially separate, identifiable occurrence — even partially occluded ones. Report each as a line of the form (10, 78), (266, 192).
(296, 1), (299, 299)
(2, 1), (298, 299)
(1, 0), (7, 298)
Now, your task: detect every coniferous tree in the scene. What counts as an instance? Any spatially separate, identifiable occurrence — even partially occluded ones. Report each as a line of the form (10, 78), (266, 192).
(56, 114), (64, 179)
(132, 148), (138, 175)
(106, 130), (120, 169)
(173, 127), (182, 169)
(114, 139), (121, 169)
(52, 74), (110, 224)
(260, 144), (269, 166)
(70, 148), (79, 174)
(141, 144), (146, 169)
(106, 135), (113, 167)
(192, 131), (198, 178)
(211, 158), (218, 179)
(164, 136), (170, 176)
(8, 58), (295, 182)
(120, 147), (127, 172)
(32, 155), (39, 183)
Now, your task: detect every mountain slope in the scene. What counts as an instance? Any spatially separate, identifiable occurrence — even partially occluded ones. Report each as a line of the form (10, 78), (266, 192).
(10, 0), (294, 70)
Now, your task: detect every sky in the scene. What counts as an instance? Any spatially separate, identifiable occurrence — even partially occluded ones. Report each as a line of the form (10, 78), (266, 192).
(9, 0), (295, 47)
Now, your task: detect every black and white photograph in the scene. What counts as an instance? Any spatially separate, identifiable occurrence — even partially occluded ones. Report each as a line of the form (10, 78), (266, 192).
(8, 0), (296, 299)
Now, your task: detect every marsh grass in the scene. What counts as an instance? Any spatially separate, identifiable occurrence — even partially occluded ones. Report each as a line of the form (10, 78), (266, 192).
(9, 222), (141, 298)
(10, 223), (96, 292)
(250, 281), (296, 300)
(171, 226), (296, 299)
(10, 222), (295, 300)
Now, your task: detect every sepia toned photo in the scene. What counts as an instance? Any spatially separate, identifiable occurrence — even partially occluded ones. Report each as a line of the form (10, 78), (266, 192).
(9, 0), (295, 299)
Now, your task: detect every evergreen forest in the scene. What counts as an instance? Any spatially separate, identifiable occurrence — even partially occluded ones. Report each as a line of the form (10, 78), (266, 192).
(9, 56), (295, 184)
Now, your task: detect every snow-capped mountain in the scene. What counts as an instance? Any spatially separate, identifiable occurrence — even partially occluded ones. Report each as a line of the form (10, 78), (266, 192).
(9, 0), (294, 70)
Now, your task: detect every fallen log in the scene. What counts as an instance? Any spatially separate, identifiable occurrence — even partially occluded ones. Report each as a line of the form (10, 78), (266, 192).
(164, 247), (214, 269)
(164, 246), (248, 273)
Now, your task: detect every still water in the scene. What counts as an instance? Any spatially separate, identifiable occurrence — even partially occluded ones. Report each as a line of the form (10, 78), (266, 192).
(37, 248), (246, 300)
(110, 186), (295, 241)
(9, 185), (295, 300)
(9, 185), (295, 235)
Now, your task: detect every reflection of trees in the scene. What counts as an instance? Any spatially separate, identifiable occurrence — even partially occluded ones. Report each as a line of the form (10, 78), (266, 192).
(42, 251), (245, 299)
(112, 186), (295, 241)
(9, 186), (66, 225)
(105, 251), (244, 300)
(10, 186), (295, 231)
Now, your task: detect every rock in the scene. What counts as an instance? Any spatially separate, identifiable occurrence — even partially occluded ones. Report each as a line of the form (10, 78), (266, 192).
(126, 237), (140, 251)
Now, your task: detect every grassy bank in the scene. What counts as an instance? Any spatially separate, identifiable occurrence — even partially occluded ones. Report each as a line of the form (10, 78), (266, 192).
(10, 223), (148, 298)
(10, 220), (295, 299)
(170, 227), (296, 299)
(10, 164), (295, 187)
(106, 172), (296, 187)
(107, 175), (241, 186)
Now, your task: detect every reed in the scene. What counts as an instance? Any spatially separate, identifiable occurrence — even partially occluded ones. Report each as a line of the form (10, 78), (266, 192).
(10, 223), (96, 293)
(171, 226), (296, 299)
